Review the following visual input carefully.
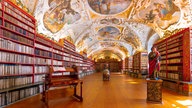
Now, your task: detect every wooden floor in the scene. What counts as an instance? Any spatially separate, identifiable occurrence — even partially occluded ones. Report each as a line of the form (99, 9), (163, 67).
(6, 72), (192, 108)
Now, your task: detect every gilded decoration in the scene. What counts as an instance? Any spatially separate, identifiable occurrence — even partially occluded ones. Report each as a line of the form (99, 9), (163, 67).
(64, 36), (74, 44)
(11, 0), (38, 14)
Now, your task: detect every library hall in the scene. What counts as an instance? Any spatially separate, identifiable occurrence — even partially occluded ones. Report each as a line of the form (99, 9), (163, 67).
(1, 0), (192, 108)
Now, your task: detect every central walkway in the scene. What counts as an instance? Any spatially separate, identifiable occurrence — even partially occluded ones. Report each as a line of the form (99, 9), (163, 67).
(6, 72), (192, 108)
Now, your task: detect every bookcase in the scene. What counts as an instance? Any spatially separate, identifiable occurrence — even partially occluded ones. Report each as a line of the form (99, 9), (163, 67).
(95, 58), (121, 72)
(0, 0), (39, 107)
(83, 58), (95, 76)
(154, 28), (192, 95)
(0, 0), (95, 107)
(128, 56), (133, 73)
(132, 52), (148, 78)
(121, 57), (128, 73)
(60, 39), (95, 77)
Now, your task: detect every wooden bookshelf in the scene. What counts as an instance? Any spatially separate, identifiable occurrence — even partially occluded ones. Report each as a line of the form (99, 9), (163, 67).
(132, 52), (148, 78)
(121, 57), (128, 73)
(128, 56), (133, 73)
(0, 0), (38, 107)
(0, 0), (95, 107)
(95, 59), (121, 72)
(154, 27), (192, 95)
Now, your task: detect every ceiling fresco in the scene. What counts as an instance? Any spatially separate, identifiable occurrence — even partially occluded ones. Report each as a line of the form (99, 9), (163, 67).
(98, 26), (120, 39)
(14, 0), (192, 60)
(43, 0), (81, 33)
(138, 0), (181, 29)
(87, 0), (132, 15)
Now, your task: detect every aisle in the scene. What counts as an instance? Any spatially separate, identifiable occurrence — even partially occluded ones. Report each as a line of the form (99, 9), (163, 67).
(6, 72), (192, 108)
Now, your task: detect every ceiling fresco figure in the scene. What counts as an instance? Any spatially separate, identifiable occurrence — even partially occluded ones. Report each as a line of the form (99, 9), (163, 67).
(139, 0), (180, 29)
(88, 0), (131, 14)
(43, 0), (81, 33)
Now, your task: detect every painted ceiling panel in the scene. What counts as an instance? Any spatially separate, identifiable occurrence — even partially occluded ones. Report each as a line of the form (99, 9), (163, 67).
(15, 0), (192, 60)
(88, 0), (132, 15)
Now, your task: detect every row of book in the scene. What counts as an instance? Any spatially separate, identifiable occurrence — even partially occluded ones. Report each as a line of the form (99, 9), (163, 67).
(35, 57), (51, 65)
(2, 29), (34, 46)
(63, 41), (75, 51)
(52, 72), (71, 76)
(35, 36), (52, 46)
(4, 13), (34, 33)
(0, 64), (33, 76)
(35, 49), (52, 58)
(53, 53), (62, 60)
(4, 2), (34, 24)
(167, 72), (181, 80)
(53, 49), (63, 55)
(158, 47), (166, 52)
(0, 76), (32, 90)
(52, 66), (66, 71)
(161, 66), (166, 70)
(161, 60), (166, 64)
(128, 57), (133, 68)
(0, 93), (6, 106)
(167, 34), (183, 42)
(35, 43), (52, 52)
(0, 51), (33, 64)
(159, 72), (181, 80)
(64, 53), (84, 61)
(167, 46), (182, 53)
(157, 43), (166, 49)
(34, 66), (49, 74)
(4, 21), (34, 37)
(140, 66), (148, 69)
(161, 55), (166, 59)
(167, 38), (182, 46)
(167, 42), (182, 49)
(64, 46), (75, 52)
(159, 51), (166, 55)
(167, 52), (182, 58)
(63, 57), (83, 63)
(0, 86), (39, 107)
(167, 58), (182, 64)
(34, 75), (45, 83)
(167, 66), (183, 71)
(53, 60), (63, 65)
(0, 38), (34, 54)
(156, 41), (166, 48)
(161, 66), (183, 71)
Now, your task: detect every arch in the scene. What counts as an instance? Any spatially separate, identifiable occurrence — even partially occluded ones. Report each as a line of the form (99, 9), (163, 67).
(147, 33), (160, 53)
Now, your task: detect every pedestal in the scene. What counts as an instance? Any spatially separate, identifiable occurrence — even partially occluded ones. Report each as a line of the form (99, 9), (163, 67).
(146, 79), (163, 103)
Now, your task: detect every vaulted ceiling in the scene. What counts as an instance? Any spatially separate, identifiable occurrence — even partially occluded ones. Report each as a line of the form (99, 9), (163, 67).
(13, 0), (192, 60)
